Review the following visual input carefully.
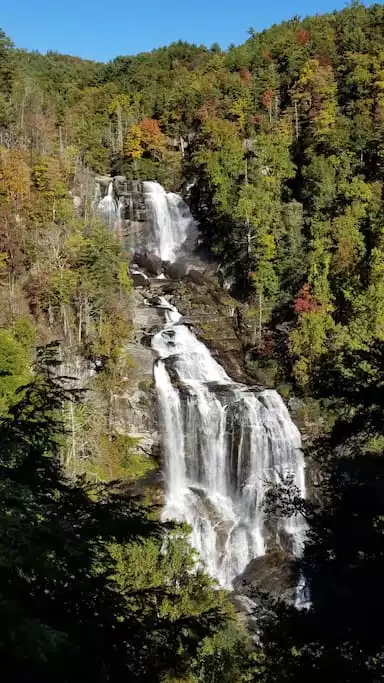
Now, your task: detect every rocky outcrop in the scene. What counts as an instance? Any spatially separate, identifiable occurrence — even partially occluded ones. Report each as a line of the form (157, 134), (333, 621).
(124, 264), (250, 383)
(112, 290), (167, 457)
(233, 548), (298, 603)
(163, 261), (188, 280)
(131, 272), (149, 287)
(168, 278), (249, 383)
(133, 251), (163, 276)
(95, 176), (152, 253)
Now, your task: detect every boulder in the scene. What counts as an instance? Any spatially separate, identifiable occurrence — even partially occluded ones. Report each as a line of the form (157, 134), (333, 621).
(233, 548), (297, 603)
(161, 283), (179, 295)
(165, 261), (188, 281)
(131, 272), (149, 288)
(133, 251), (163, 276)
(187, 269), (205, 285)
(176, 316), (194, 327)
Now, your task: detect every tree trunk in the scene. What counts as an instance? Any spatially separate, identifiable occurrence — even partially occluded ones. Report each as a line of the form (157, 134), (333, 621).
(108, 389), (113, 439)
(117, 105), (123, 153)
(78, 300), (82, 345)
(59, 126), (64, 154)
(275, 94), (280, 119)
(48, 302), (54, 327)
(70, 402), (76, 470)
(247, 219), (252, 256)
(180, 135), (185, 158)
(294, 101), (299, 140)
(8, 273), (15, 316)
(85, 296), (90, 340)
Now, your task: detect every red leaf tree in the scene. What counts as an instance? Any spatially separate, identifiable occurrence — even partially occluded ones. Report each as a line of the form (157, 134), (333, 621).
(293, 284), (320, 314)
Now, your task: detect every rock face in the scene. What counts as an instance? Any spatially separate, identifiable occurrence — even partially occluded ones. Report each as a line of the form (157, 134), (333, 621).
(112, 290), (166, 457)
(233, 548), (298, 603)
(133, 251), (163, 276)
(95, 176), (152, 253)
(123, 271), (250, 384)
(169, 279), (249, 383)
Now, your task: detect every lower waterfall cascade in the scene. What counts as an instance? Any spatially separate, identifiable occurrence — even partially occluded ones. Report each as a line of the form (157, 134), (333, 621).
(95, 176), (306, 589)
(152, 300), (306, 588)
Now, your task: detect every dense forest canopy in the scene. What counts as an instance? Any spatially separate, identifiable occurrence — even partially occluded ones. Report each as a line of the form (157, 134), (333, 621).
(1, 2), (384, 681)
(3, 1), (384, 393)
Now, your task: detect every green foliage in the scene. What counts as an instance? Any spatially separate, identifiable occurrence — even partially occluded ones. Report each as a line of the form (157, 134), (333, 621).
(192, 623), (256, 682)
(0, 361), (246, 682)
(0, 329), (30, 415)
(259, 344), (384, 683)
(11, 315), (37, 348)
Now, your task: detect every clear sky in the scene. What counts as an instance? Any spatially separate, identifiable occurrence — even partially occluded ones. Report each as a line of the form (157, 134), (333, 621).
(1, 0), (374, 62)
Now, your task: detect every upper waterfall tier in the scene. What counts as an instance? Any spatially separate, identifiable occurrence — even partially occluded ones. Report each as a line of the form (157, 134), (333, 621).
(152, 299), (306, 588)
(95, 181), (118, 229)
(143, 181), (194, 261)
(94, 178), (195, 263)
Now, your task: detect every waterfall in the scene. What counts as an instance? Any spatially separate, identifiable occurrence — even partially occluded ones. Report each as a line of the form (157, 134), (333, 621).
(92, 175), (306, 589)
(143, 181), (193, 261)
(152, 300), (306, 588)
(94, 179), (194, 260)
(96, 181), (118, 228)
(92, 176), (306, 589)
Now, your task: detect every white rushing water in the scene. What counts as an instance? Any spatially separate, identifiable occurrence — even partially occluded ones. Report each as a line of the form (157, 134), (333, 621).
(95, 179), (193, 260)
(152, 300), (306, 588)
(94, 177), (306, 589)
(143, 181), (193, 261)
(96, 181), (119, 228)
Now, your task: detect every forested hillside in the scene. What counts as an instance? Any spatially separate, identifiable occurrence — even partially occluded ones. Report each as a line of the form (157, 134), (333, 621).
(3, 1), (384, 393)
(2, 1), (384, 681)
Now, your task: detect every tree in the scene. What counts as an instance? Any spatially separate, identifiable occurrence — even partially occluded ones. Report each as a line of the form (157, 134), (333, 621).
(0, 29), (13, 126)
(259, 344), (384, 683)
(0, 329), (30, 415)
(123, 123), (143, 160)
(0, 353), (243, 682)
(292, 58), (338, 139)
(138, 118), (167, 159)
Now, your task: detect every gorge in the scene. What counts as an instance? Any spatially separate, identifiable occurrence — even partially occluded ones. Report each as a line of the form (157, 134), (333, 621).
(2, 8), (384, 676)
(96, 178), (306, 590)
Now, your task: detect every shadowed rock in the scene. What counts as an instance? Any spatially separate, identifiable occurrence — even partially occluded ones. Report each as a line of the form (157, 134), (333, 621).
(233, 548), (297, 602)
(133, 251), (163, 276)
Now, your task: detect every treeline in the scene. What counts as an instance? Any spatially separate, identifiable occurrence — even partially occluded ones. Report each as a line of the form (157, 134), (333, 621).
(3, 3), (384, 393)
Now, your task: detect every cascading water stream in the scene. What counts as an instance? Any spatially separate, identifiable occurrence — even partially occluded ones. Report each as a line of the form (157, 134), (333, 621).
(94, 176), (306, 589)
(143, 181), (193, 261)
(94, 179), (193, 259)
(152, 300), (306, 588)
(96, 181), (118, 228)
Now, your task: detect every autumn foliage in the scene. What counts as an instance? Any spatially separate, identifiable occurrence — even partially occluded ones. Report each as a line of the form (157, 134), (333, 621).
(293, 284), (321, 314)
(296, 28), (311, 45)
(138, 118), (166, 159)
(262, 89), (274, 111)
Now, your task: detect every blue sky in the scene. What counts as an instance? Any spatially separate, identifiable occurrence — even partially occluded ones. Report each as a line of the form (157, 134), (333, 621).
(1, 0), (373, 62)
